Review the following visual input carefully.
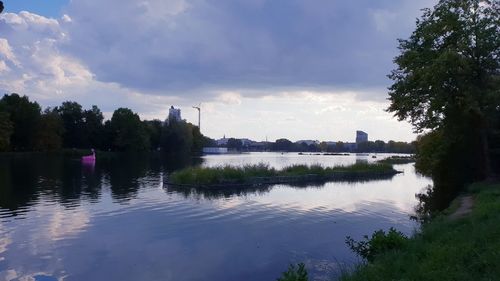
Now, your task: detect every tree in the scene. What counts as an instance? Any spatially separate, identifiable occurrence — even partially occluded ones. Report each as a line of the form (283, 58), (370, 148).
(35, 108), (64, 151)
(0, 94), (41, 151)
(109, 108), (150, 151)
(334, 141), (345, 152)
(83, 105), (105, 149)
(227, 138), (243, 150)
(319, 141), (329, 152)
(144, 119), (163, 150)
(161, 119), (193, 154)
(374, 140), (386, 152)
(388, 0), (500, 180)
(0, 1), (4, 14)
(272, 139), (293, 151)
(0, 112), (13, 151)
(57, 101), (85, 148)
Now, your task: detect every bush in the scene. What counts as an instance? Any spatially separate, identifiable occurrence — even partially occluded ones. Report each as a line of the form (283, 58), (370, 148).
(345, 228), (408, 262)
(277, 263), (308, 281)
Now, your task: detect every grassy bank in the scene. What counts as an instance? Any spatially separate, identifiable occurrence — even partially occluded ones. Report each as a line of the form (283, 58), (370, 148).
(340, 182), (500, 281)
(168, 163), (397, 186)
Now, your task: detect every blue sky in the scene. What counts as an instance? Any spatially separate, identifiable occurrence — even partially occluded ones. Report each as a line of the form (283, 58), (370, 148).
(2, 0), (68, 17)
(0, 0), (438, 142)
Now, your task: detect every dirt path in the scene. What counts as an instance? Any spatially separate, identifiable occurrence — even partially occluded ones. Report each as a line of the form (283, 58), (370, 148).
(449, 196), (474, 219)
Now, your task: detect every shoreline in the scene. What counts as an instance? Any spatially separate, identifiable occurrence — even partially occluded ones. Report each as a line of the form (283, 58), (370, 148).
(339, 181), (500, 280)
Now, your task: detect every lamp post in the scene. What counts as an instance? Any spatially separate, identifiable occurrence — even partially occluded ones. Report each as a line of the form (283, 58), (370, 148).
(192, 105), (201, 131)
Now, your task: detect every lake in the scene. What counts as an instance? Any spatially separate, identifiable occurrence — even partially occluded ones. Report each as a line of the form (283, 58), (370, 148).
(0, 152), (431, 281)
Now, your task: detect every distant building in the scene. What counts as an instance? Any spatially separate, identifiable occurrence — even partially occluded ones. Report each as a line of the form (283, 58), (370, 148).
(167, 106), (182, 122)
(216, 136), (229, 146)
(356, 131), (368, 143)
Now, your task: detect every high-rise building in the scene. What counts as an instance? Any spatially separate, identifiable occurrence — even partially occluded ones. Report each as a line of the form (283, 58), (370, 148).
(356, 130), (368, 143)
(168, 106), (182, 122)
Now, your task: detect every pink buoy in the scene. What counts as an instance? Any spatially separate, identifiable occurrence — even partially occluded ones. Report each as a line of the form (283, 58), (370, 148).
(82, 149), (96, 163)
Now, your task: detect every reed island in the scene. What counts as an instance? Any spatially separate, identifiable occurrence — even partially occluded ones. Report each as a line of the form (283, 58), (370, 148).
(166, 163), (400, 188)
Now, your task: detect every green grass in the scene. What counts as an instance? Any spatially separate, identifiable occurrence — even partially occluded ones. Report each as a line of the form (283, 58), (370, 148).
(340, 182), (500, 281)
(168, 163), (396, 185)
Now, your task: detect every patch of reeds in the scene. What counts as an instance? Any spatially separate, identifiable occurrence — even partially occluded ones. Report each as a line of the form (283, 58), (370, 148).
(169, 162), (396, 185)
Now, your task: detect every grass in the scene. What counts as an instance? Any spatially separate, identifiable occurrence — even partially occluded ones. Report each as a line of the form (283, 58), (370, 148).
(340, 182), (500, 281)
(168, 163), (397, 186)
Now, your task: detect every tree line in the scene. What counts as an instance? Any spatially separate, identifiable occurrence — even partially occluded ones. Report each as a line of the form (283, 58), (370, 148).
(0, 93), (213, 153)
(224, 137), (415, 153)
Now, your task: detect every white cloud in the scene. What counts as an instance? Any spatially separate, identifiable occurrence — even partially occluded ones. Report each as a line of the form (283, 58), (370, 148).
(216, 91), (242, 105)
(0, 38), (19, 66)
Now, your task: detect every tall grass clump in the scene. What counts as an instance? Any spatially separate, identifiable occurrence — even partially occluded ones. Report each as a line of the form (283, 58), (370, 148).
(276, 263), (308, 281)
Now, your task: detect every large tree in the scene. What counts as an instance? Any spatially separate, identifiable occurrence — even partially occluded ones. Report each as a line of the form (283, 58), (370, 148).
(388, 0), (500, 179)
(109, 108), (150, 151)
(56, 101), (85, 148)
(83, 105), (105, 149)
(0, 94), (41, 151)
(0, 112), (13, 151)
(35, 108), (64, 151)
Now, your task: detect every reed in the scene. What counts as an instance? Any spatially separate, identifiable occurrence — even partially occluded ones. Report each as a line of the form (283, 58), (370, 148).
(169, 162), (396, 186)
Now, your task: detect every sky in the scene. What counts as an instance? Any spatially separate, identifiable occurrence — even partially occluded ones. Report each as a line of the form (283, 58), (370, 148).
(0, 0), (438, 142)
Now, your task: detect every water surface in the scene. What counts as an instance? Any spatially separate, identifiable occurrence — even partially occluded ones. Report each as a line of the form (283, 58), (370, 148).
(0, 152), (431, 281)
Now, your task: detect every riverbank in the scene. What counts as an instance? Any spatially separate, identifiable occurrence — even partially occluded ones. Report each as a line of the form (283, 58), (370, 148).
(340, 182), (500, 281)
(167, 163), (399, 188)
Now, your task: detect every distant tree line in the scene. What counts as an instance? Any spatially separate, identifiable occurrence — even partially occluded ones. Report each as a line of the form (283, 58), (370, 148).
(0, 93), (213, 153)
(224, 137), (415, 153)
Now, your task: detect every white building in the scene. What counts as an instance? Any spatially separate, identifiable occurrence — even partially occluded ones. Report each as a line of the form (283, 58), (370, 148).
(168, 106), (182, 122)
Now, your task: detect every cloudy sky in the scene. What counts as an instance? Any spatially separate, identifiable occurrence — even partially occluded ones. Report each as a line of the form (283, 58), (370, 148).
(0, 0), (437, 142)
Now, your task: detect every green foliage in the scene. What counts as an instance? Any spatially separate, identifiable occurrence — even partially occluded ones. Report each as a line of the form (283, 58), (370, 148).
(277, 263), (308, 281)
(56, 101), (85, 148)
(144, 119), (163, 150)
(0, 111), (13, 151)
(388, 0), (499, 132)
(227, 138), (243, 150)
(0, 93), (41, 151)
(341, 182), (500, 281)
(387, 0), (500, 185)
(109, 108), (150, 151)
(169, 163), (396, 185)
(161, 119), (211, 155)
(273, 138), (294, 151)
(35, 109), (64, 151)
(161, 119), (194, 154)
(345, 228), (408, 262)
(83, 105), (105, 149)
(414, 130), (444, 176)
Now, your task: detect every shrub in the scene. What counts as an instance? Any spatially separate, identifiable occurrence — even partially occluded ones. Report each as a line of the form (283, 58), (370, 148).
(345, 228), (408, 262)
(277, 263), (308, 281)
